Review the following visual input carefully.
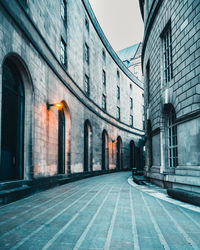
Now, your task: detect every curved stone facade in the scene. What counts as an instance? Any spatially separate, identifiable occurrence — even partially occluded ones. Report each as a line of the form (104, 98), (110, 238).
(140, 0), (200, 191)
(0, 0), (144, 182)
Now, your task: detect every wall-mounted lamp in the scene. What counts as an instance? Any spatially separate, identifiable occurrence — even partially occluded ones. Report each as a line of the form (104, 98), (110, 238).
(47, 102), (64, 110)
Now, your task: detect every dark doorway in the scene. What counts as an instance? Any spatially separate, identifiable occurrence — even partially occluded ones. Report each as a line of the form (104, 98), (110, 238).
(58, 108), (65, 174)
(102, 130), (109, 170)
(84, 120), (92, 172)
(1, 59), (24, 181)
(116, 136), (122, 170)
(130, 140), (135, 169)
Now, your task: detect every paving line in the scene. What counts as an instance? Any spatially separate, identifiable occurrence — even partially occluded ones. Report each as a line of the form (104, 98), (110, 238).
(0, 182), (94, 241)
(10, 184), (101, 250)
(156, 199), (199, 250)
(178, 207), (200, 230)
(129, 186), (140, 250)
(42, 184), (108, 250)
(0, 184), (79, 226)
(73, 185), (116, 250)
(128, 177), (200, 213)
(104, 184), (124, 250)
(141, 192), (170, 250)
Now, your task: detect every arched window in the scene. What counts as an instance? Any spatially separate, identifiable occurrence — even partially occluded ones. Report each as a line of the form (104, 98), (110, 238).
(116, 136), (123, 170)
(58, 108), (65, 174)
(168, 107), (178, 167)
(84, 120), (93, 172)
(130, 140), (135, 169)
(1, 59), (24, 180)
(102, 130), (109, 170)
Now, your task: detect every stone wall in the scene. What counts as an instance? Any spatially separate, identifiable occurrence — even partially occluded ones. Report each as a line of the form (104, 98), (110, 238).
(140, 0), (200, 191)
(0, 0), (144, 180)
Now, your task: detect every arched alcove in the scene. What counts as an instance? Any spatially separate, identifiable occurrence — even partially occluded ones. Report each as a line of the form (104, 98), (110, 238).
(130, 140), (135, 169)
(116, 136), (123, 170)
(84, 120), (93, 172)
(102, 130), (109, 170)
(0, 53), (34, 181)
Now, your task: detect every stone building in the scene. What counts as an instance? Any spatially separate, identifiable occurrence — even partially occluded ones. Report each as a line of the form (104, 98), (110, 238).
(117, 43), (144, 82)
(139, 0), (200, 191)
(0, 0), (144, 188)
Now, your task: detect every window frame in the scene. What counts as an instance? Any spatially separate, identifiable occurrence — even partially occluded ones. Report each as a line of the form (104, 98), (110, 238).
(60, 38), (67, 66)
(161, 21), (173, 83)
(117, 106), (120, 121)
(84, 74), (90, 96)
(102, 94), (106, 111)
(61, 0), (67, 22)
(117, 86), (120, 100)
(102, 70), (106, 85)
(84, 43), (89, 64)
(167, 107), (178, 168)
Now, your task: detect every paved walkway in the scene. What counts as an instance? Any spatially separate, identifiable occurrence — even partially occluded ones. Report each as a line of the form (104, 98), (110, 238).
(0, 172), (200, 250)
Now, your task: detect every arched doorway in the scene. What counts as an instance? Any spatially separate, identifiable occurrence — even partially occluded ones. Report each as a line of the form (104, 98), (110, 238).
(116, 136), (122, 170)
(84, 120), (93, 172)
(102, 130), (109, 170)
(58, 108), (65, 174)
(1, 59), (24, 180)
(130, 140), (135, 169)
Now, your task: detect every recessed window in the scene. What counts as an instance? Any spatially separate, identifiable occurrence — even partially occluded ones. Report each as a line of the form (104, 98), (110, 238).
(130, 115), (133, 127)
(117, 86), (120, 100)
(60, 38), (66, 65)
(102, 70), (106, 85)
(168, 107), (178, 168)
(162, 22), (173, 83)
(117, 70), (120, 78)
(84, 43), (89, 64)
(117, 107), (120, 120)
(102, 49), (106, 61)
(130, 83), (132, 90)
(85, 17), (89, 31)
(102, 94), (106, 111)
(84, 75), (90, 96)
(130, 97), (133, 109)
(61, 0), (66, 22)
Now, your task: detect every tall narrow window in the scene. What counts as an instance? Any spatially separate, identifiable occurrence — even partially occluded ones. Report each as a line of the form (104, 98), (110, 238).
(117, 107), (120, 120)
(60, 38), (66, 66)
(130, 115), (133, 127)
(84, 43), (89, 64)
(102, 94), (106, 111)
(102, 70), (106, 85)
(117, 86), (120, 100)
(61, 0), (66, 22)
(130, 97), (133, 109)
(1, 59), (24, 181)
(102, 49), (106, 61)
(162, 22), (173, 83)
(85, 17), (89, 31)
(117, 70), (120, 78)
(168, 107), (178, 168)
(146, 61), (150, 103)
(84, 74), (90, 96)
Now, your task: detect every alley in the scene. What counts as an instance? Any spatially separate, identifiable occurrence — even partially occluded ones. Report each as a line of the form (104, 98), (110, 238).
(0, 172), (200, 250)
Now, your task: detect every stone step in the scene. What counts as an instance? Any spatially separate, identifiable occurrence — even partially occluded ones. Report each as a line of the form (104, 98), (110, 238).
(0, 185), (32, 205)
(0, 180), (27, 191)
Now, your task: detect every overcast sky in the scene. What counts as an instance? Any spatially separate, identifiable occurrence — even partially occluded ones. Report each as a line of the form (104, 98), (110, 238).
(88, 0), (144, 52)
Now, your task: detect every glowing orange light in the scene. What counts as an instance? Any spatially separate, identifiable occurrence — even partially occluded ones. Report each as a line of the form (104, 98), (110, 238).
(47, 102), (64, 110)
(54, 103), (64, 109)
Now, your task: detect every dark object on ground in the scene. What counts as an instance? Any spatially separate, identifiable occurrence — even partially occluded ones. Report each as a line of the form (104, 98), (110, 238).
(167, 188), (200, 207)
(133, 175), (147, 185)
